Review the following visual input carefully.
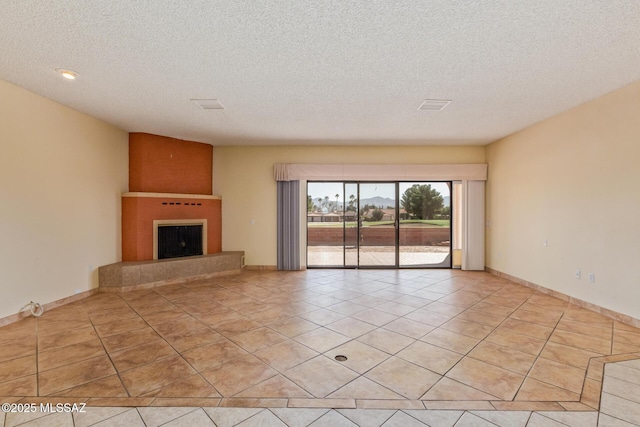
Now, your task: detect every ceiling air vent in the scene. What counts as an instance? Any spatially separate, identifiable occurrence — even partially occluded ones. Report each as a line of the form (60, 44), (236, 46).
(418, 99), (451, 111)
(191, 99), (224, 110)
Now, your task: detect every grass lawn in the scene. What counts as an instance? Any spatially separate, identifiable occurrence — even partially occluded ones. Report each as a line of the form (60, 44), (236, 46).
(403, 220), (450, 227)
(308, 220), (450, 227)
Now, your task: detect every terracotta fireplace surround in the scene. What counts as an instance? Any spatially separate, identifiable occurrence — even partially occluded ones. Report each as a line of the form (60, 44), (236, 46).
(122, 133), (221, 262)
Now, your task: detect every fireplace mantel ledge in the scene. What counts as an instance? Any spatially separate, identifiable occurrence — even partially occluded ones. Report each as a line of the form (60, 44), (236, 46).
(123, 192), (221, 199)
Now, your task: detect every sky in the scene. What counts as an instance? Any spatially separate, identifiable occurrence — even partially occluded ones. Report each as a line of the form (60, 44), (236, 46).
(308, 181), (451, 204)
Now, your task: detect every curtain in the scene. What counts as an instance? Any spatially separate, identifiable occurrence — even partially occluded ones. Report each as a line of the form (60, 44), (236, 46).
(277, 180), (300, 270)
(462, 180), (485, 270)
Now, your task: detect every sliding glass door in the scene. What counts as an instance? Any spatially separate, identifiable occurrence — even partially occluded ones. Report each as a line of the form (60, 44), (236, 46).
(358, 183), (397, 267)
(307, 181), (451, 268)
(306, 182), (344, 267)
(398, 182), (451, 267)
(344, 183), (358, 267)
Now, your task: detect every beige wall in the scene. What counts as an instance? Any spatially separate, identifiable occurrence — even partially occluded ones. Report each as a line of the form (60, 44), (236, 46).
(213, 145), (485, 266)
(486, 80), (640, 320)
(0, 79), (128, 319)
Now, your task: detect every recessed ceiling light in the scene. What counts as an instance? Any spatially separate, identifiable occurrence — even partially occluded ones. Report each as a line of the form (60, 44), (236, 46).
(55, 68), (79, 80)
(419, 99), (451, 111)
(191, 99), (224, 110)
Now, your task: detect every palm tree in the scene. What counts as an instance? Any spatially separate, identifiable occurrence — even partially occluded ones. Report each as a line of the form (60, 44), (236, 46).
(335, 194), (340, 212)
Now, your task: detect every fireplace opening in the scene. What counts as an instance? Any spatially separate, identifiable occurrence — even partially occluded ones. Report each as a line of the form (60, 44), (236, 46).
(157, 225), (203, 259)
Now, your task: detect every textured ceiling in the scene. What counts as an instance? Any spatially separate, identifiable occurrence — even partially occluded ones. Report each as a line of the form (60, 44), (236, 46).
(1, 1), (639, 146)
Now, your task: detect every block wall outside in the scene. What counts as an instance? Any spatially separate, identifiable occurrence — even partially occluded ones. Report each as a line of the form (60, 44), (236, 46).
(307, 226), (450, 246)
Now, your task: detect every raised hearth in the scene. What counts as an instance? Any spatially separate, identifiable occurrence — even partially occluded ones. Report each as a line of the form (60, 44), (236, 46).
(98, 251), (244, 292)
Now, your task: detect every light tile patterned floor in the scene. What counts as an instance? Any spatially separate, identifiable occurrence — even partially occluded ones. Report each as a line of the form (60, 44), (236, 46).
(2, 359), (640, 426)
(1, 269), (640, 426)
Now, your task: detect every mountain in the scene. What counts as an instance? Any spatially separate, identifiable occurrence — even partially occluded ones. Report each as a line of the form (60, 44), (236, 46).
(359, 197), (396, 208)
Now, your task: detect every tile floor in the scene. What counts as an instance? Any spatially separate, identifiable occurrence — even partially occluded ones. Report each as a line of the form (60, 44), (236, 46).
(1, 269), (640, 426)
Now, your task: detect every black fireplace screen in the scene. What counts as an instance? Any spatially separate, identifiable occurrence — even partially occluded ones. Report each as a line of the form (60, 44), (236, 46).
(157, 225), (203, 259)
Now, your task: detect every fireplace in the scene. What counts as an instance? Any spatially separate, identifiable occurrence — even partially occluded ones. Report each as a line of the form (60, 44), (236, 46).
(153, 219), (207, 260)
(122, 193), (220, 262)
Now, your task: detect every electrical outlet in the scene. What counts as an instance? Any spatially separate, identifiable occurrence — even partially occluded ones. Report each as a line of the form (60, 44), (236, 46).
(588, 273), (595, 283)
(543, 239), (548, 247)
(575, 270), (581, 279)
